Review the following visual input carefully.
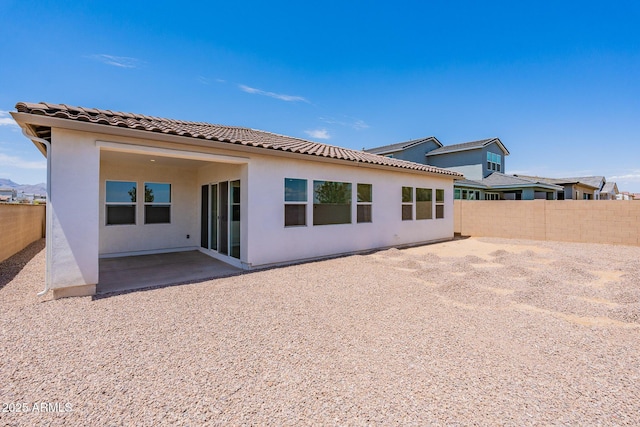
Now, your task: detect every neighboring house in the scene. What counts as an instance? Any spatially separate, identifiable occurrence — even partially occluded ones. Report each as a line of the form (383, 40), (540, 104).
(364, 136), (442, 163)
(455, 173), (562, 200)
(600, 181), (619, 200)
(513, 175), (600, 200)
(0, 187), (17, 202)
(366, 137), (509, 181)
(425, 138), (510, 181)
(12, 102), (462, 298)
(368, 137), (564, 200)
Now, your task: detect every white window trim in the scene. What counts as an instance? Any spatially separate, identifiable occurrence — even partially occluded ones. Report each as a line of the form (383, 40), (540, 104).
(143, 182), (172, 225)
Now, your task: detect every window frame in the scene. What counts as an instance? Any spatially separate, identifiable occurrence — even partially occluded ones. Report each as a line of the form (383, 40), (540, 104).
(356, 183), (373, 223)
(416, 187), (433, 220)
(313, 180), (352, 226)
(435, 189), (445, 219)
(402, 186), (413, 220)
(105, 180), (137, 226)
(284, 178), (308, 227)
(144, 182), (172, 225)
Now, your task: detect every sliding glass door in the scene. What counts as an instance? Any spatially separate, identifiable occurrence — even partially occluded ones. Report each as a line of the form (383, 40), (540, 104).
(201, 180), (240, 260)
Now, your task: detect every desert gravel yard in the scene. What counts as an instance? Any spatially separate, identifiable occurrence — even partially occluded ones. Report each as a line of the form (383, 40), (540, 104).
(1, 237), (639, 426)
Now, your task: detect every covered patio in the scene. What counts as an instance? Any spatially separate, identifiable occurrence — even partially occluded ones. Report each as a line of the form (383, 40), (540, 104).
(97, 251), (242, 295)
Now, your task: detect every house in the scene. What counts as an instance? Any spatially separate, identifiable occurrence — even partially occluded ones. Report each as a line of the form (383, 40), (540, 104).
(513, 175), (600, 200)
(600, 181), (619, 200)
(424, 138), (510, 180)
(0, 187), (17, 202)
(455, 173), (562, 200)
(363, 136), (443, 163)
(368, 137), (561, 200)
(11, 102), (462, 298)
(366, 137), (509, 181)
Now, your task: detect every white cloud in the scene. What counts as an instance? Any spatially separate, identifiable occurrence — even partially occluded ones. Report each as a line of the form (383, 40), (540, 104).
(319, 116), (369, 130)
(0, 153), (46, 169)
(304, 129), (331, 139)
(0, 111), (18, 127)
(610, 172), (640, 182)
(199, 77), (226, 85)
(238, 84), (308, 103)
(89, 54), (141, 68)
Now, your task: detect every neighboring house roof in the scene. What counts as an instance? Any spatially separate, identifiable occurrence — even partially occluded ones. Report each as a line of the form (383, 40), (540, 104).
(364, 136), (443, 155)
(482, 173), (563, 190)
(454, 179), (490, 189)
(513, 175), (600, 190)
(601, 181), (618, 194)
(14, 102), (462, 178)
(561, 176), (605, 190)
(426, 137), (510, 157)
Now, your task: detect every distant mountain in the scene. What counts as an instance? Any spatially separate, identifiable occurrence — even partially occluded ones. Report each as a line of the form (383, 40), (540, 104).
(0, 178), (46, 196)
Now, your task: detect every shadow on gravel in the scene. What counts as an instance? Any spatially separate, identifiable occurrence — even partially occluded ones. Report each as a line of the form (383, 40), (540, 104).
(0, 239), (45, 292)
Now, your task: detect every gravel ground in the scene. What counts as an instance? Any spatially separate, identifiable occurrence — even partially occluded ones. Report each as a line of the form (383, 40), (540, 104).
(1, 237), (639, 426)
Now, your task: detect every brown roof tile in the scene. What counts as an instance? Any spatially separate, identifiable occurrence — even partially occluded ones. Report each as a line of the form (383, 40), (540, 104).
(15, 102), (462, 177)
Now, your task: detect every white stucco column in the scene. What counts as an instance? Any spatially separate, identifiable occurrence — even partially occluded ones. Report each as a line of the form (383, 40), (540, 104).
(49, 128), (100, 297)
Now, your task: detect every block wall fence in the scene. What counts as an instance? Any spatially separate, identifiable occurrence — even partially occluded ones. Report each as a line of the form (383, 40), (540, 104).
(0, 204), (46, 263)
(454, 200), (640, 246)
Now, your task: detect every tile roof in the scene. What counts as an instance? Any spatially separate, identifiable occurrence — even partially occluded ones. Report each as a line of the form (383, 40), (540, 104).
(513, 175), (601, 190)
(454, 179), (490, 189)
(560, 176), (604, 190)
(364, 136), (442, 155)
(14, 102), (462, 177)
(601, 181), (618, 193)
(482, 173), (564, 189)
(426, 137), (510, 156)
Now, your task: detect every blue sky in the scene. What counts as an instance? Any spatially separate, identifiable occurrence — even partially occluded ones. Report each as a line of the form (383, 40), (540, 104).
(1, 1), (639, 192)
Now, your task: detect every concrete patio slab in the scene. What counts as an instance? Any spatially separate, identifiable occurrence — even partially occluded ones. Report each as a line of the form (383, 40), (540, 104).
(98, 251), (242, 294)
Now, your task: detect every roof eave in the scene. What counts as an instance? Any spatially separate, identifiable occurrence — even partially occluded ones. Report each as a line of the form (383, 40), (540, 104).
(12, 112), (461, 179)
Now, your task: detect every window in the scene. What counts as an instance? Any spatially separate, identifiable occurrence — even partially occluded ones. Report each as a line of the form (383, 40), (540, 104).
(435, 189), (444, 219)
(106, 181), (136, 225)
(144, 182), (171, 224)
(284, 178), (307, 227)
(485, 193), (500, 200)
(454, 189), (461, 200)
(462, 190), (480, 200)
(356, 183), (372, 223)
(313, 181), (351, 225)
(416, 188), (433, 220)
(402, 186), (413, 220)
(230, 180), (241, 259)
(487, 152), (502, 172)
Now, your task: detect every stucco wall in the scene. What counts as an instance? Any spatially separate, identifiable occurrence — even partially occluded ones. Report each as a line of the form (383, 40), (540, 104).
(49, 128), (100, 289)
(0, 204), (45, 262)
(99, 158), (199, 255)
(242, 153), (455, 267)
(454, 200), (640, 246)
